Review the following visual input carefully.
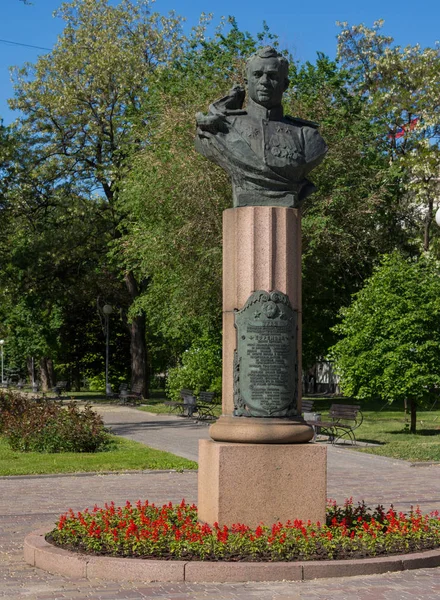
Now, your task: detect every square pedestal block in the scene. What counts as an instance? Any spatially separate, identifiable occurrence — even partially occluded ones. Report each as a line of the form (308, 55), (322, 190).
(198, 439), (327, 528)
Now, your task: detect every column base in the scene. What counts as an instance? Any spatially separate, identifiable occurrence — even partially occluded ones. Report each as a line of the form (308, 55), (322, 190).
(198, 439), (327, 528)
(209, 414), (314, 443)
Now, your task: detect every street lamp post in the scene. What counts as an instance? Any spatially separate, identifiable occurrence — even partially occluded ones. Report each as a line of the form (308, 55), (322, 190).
(0, 340), (4, 385)
(102, 305), (113, 396)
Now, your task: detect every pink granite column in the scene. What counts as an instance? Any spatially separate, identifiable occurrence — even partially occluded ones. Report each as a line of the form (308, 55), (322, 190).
(221, 206), (302, 416)
(208, 206), (313, 444)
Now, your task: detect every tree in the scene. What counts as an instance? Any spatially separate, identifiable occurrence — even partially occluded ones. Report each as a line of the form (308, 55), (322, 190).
(0, 174), (122, 389)
(337, 20), (440, 252)
(0, 119), (131, 389)
(117, 19), (270, 357)
(331, 252), (440, 433)
(283, 54), (418, 367)
(8, 0), (195, 395)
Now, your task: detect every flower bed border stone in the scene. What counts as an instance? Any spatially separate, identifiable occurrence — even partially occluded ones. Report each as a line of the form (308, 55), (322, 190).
(24, 528), (440, 583)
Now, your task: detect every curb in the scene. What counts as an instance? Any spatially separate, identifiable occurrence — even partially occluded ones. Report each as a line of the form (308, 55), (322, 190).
(0, 469), (197, 481)
(24, 528), (440, 583)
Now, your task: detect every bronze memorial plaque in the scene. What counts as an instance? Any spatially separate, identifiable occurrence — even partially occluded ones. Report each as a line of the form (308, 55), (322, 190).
(233, 290), (298, 418)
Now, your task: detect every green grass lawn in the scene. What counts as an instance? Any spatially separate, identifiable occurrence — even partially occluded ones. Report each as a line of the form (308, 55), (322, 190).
(0, 434), (197, 476)
(307, 397), (440, 462)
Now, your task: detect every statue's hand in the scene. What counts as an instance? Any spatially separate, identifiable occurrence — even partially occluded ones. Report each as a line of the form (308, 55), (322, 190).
(211, 85), (245, 114)
(195, 112), (228, 134)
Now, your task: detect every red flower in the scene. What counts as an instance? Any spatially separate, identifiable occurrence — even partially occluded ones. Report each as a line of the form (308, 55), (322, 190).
(255, 525), (264, 539)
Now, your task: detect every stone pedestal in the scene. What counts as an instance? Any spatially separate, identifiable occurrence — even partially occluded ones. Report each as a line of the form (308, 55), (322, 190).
(197, 205), (324, 527)
(198, 439), (327, 528)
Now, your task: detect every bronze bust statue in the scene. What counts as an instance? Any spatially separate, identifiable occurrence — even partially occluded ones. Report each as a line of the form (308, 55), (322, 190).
(195, 46), (327, 208)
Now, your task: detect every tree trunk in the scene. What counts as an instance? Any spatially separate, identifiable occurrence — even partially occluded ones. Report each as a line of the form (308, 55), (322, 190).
(409, 398), (417, 434)
(124, 270), (149, 398)
(129, 314), (149, 397)
(47, 359), (55, 389)
(26, 357), (34, 384)
(39, 358), (54, 392)
(72, 366), (81, 392)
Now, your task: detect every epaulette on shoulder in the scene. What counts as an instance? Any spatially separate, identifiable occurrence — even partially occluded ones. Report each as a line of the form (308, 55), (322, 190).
(285, 115), (320, 128)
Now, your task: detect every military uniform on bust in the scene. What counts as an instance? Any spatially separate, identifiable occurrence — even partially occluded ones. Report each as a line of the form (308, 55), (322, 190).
(195, 47), (327, 208)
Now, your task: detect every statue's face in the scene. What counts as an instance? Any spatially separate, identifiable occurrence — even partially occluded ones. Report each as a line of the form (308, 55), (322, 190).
(246, 56), (288, 109)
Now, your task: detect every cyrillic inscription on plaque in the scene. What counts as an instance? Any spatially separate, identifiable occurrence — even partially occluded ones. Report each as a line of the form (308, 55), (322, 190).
(233, 290), (298, 417)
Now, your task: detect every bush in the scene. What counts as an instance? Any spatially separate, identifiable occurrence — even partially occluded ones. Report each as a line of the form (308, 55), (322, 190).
(49, 498), (440, 561)
(87, 373), (106, 392)
(166, 335), (222, 402)
(0, 389), (29, 432)
(0, 390), (112, 453)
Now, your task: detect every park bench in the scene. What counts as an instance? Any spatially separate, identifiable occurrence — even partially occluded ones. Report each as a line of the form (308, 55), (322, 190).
(106, 383), (128, 400)
(164, 389), (194, 416)
(52, 381), (67, 398)
(183, 393), (198, 418)
(302, 401), (363, 445)
(182, 391), (216, 421)
(164, 390), (217, 420)
(301, 399), (322, 438)
(119, 382), (143, 405)
(195, 391), (217, 420)
(301, 399), (316, 414)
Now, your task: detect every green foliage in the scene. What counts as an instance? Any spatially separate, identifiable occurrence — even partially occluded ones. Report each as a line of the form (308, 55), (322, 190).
(87, 373), (106, 392)
(6, 0), (199, 392)
(0, 390), (111, 453)
(166, 335), (222, 401)
(86, 370), (128, 393)
(330, 253), (440, 428)
(9, 0), (188, 200)
(49, 499), (440, 561)
(337, 20), (440, 251)
(117, 20), (267, 357)
(285, 53), (417, 366)
(5, 1), (272, 386)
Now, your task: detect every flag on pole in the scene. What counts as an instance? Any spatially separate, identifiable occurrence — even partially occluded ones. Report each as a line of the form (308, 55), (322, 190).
(388, 117), (419, 140)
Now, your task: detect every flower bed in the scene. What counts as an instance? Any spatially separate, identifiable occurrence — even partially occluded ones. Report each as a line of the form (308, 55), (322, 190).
(47, 498), (440, 562)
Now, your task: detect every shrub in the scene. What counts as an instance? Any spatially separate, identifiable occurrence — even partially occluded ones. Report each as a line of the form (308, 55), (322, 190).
(87, 373), (106, 392)
(0, 389), (30, 433)
(0, 390), (111, 453)
(48, 498), (440, 561)
(166, 335), (222, 402)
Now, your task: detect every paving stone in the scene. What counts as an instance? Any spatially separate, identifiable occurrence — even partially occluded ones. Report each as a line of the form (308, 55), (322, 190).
(1, 404), (440, 599)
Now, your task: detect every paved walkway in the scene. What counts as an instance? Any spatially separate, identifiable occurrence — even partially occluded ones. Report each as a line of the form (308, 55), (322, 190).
(101, 405), (440, 512)
(0, 404), (439, 599)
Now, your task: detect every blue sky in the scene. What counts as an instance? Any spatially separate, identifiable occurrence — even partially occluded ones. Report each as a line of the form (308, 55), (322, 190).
(1, 0), (439, 124)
